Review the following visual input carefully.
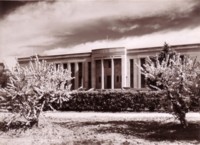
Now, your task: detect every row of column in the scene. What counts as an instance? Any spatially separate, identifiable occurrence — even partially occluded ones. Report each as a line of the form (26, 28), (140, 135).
(58, 57), (142, 90)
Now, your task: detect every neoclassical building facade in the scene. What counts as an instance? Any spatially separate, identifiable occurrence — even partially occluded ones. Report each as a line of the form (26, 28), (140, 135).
(18, 43), (200, 90)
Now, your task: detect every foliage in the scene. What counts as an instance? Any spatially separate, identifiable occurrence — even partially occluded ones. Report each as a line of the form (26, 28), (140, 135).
(0, 56), (73, 127)
(0, 66), (10, 88)
(45, 90), (177, 112)
(140, 43), (200, 127)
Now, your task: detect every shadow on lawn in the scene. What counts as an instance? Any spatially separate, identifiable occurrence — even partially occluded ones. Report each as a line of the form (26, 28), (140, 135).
(57, 121), (200, 143)
(0, 121), (35, 132)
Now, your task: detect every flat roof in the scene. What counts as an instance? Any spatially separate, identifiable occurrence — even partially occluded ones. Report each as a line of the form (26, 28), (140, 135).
(18, 43), (200, 62)
(127, 43), (200, 54)
(18, 52), (91, 62)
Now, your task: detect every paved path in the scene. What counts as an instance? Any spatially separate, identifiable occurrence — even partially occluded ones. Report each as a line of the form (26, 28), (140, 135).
(40, 112), (200, 122)
(1, 112), (200, 122)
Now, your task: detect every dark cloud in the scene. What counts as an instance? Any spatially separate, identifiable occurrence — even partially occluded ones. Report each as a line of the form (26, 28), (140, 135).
(0, 1), (29, 18)
(0, 0), (55, 18)
(1, 0), (200, 57)
(39, 1), (200, 51)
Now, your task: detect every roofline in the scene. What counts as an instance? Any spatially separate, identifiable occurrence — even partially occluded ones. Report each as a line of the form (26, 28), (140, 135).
(18, 52), (91, 62)
(127, 43), (200, 54)
(92, 47), (125, 52)
(18, 43), (200, 62)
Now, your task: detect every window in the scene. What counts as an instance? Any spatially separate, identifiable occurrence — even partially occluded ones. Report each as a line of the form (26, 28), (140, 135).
(78, 62), (83, 87)
(99, 76), (101, 83)
(95, 60), (101, 89)
(88, 62), (92, 88)
(107, 75), (111, 89)
(70, 63), (75, 90)
(130, 59), (134, 88)
(55, 63), (59, 70)
(140, 58), (146, 88)
(114, 59), (122, 88)
(117, 76), (119, 82)
(63, 63), (68, 69)
(180, 55), (185, 65)
(108, 60), (111, 68)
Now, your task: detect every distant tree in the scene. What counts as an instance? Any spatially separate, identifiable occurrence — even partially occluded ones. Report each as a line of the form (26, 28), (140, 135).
(158, 42), (176, 63)
(140, 43), (200, 128)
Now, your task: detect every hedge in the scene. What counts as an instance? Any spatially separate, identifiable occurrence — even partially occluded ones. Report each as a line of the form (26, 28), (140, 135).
(49, 90), (176, 112)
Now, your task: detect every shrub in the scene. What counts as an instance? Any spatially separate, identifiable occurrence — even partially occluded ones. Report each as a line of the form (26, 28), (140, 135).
(140, 43), (200, 128)
(0, 56), (72, 127)
(49, 90), (172, 112)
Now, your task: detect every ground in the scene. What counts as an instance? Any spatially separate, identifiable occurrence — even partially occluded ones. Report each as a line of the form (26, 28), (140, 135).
(0, 112), (200, 145)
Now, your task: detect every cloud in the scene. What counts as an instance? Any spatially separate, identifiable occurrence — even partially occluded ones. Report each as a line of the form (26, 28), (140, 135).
(0, 0), (199, 58)
(43, 26), (200, 55)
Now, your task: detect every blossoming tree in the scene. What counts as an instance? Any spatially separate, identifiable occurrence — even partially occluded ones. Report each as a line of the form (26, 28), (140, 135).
(0, 56), (73, 127)
(140, 43), (200, 127)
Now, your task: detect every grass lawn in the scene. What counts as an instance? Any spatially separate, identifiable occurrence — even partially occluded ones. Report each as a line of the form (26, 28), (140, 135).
(0, 112), (200, 145)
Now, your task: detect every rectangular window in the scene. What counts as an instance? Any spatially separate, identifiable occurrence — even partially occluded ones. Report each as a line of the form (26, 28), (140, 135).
(107, 75), (111, 89)
(63, 63), (68, 69)
(117, 76), (119, 82)
(114, 59), (121, 88)
(95, 60), (101, 89)
(99, 76), (101, 83)
(55, 63), (59, 70)
(78, 62), (83, 87)
(130, 59), (134, 88)
(88, 62), (92, 89)
(108, 60), (111, 68)
(70, 63), (75, 90)
(180, 55), (185, 65)
(55, 63), (63, 70)
(140, 58), (146, 88)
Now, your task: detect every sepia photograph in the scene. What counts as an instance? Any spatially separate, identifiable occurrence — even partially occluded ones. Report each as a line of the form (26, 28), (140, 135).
(0, 0), (200, 144)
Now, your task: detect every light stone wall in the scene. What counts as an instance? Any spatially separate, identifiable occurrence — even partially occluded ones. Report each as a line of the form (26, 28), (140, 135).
(18, 44), (200, 90)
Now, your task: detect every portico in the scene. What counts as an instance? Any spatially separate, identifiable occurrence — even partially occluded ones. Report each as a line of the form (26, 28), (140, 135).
(92, 47), (125, 89)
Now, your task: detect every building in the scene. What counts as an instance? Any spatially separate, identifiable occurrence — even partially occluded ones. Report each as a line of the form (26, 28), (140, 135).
(18, 43), (200, 90)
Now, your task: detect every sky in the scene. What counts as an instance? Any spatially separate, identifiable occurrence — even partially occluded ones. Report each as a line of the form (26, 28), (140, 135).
(0, 0), (200, 63)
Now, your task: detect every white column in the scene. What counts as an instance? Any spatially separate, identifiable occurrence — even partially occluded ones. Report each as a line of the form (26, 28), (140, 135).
(81, 62), (84, 88)
(67, 63), (71, 72)
(127, 58), (130, 87)
(91, 59), (96, 89)
(67, 63), (72, 90)
(124, 48), (127, 87)
(101, 59), (104, 89)
(75, 62), (79, 89)
(60, 63), (63, 69)
(135, 58), (141, 89)
(83, 62), (87, 88)
(111, 58), (114, 89)
(81, 62), (85, 88)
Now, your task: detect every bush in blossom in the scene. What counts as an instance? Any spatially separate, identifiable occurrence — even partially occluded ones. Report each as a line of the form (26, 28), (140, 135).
(140, 43), (200, 128)
(0, 56), (73, 127)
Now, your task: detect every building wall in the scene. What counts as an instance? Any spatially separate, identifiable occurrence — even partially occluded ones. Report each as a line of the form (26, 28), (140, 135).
(18, 43), (200, 90)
